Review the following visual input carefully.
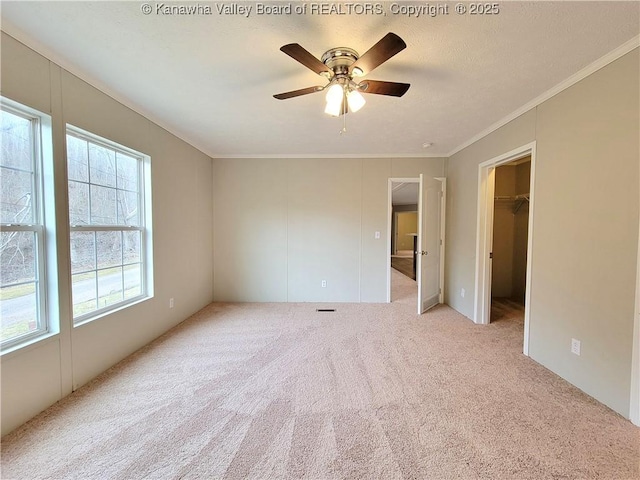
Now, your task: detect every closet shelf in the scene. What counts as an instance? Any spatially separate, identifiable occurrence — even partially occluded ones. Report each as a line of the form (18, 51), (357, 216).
(494, 193), (530, 214)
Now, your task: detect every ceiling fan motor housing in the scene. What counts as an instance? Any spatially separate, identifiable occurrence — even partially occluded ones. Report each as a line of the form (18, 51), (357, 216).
(321, 47), (359, 76)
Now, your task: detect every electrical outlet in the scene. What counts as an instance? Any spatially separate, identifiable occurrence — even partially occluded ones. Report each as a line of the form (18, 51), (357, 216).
(461, 288), (465, 298)
(321, 280), (327, 288)
(571, 338), (581, 356)
(169, 298), (174, 309)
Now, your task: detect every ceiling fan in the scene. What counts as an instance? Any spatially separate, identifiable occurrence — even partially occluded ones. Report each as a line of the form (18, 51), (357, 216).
(273, 32), (410, 117)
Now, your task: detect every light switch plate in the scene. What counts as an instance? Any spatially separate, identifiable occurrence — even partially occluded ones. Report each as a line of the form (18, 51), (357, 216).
(571, 338), (581, 356)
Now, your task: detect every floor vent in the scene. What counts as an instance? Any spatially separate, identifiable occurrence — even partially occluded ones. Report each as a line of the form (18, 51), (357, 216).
(316, 309), (336, 312)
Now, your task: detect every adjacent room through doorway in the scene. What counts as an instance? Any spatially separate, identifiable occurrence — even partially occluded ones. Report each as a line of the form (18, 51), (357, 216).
(392, 210), (417, 280)
(390, 181), (419, 302)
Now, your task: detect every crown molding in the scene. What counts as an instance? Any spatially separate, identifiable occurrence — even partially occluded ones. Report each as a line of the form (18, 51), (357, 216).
(210, 153), (447, 159)
(446, 35), (640, 158)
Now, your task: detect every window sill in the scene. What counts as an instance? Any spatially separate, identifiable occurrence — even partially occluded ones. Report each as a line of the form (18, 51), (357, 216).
(73, 295), (153, 328)
(0, 330), (60, 359)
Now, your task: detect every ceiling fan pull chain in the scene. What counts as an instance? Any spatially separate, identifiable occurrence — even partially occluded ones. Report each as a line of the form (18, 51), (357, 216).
(340, 89), (347, 135)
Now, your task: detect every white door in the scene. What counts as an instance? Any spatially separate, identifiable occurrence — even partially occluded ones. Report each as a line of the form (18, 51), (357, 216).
(417, 174), (443, 314)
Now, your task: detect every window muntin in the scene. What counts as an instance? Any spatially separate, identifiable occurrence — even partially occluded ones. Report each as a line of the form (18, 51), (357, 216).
(66, 128), (148, 322)
(0, 104), (48, 348)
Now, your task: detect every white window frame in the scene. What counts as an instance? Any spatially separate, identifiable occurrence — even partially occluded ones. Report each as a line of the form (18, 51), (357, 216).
(66, 125), (152, 325)
(0, 98), (51, 350)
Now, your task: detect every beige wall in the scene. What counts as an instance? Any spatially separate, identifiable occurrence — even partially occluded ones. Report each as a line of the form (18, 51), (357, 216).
(445, 49), (639, 417)
(213, 158), (445, 303)
(1, 33), (214, 436)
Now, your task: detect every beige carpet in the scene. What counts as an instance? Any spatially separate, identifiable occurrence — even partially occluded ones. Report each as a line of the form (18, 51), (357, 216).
(2, 283), (639, 479)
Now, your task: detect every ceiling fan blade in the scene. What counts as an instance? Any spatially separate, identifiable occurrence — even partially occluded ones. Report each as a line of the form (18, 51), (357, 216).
(350, 33), (407, 76)
(273, 86), (324, 100)
(280, 44), (332, 76)
(358, 80), (410, 97)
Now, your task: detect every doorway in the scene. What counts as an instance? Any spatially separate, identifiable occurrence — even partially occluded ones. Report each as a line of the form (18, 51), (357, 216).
(387, 176), (446, 314)
(490, 157), (531, 327)
(474, 142), (536, 355)
(394, 211), (418, 259)
(392, 210), (417, 279)
(389, 180), (419, 304)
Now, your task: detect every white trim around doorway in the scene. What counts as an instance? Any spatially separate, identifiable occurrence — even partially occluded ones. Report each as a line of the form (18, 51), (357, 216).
(473, 142), (536, 356)
(435, 177), (447, 304)
(631, 194), (640, 426)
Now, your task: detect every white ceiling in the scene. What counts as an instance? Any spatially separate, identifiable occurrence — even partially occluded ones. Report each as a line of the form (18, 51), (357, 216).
(1, 2), (638, 158)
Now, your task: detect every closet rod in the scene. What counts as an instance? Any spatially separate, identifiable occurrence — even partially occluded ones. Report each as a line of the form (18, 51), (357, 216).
(493, 193), (530, 201)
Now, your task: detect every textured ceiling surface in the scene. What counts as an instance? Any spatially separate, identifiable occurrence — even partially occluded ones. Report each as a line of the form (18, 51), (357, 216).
(1, 1), (638, 158)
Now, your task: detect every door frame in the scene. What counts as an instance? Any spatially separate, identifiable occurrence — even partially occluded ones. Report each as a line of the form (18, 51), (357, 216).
(387, 178), (420, 303)
(631, 196), (640, 426)
(435, 177), (447, 304)
(473, 142), (536, 356)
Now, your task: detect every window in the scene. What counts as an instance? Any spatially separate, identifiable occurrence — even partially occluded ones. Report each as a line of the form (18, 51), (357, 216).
(0, 100), (50, 348)
(66, 127), (150, 323)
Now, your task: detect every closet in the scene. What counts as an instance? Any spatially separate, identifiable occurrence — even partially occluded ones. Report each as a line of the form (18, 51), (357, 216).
(491, 157), (531, 312)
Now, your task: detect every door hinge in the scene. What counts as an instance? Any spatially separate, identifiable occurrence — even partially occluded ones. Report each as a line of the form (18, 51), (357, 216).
(489, 252), (493, 259)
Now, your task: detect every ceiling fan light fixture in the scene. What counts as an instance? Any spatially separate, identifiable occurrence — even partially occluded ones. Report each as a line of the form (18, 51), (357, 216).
(324, 99), (343, 117)
(347, 89), (366, 113)
(325, 83), (344, 103)
(325, 83), (345, 116)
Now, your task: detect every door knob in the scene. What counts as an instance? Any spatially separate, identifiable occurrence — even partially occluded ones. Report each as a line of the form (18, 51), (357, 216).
(415, 251), (428, 255)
